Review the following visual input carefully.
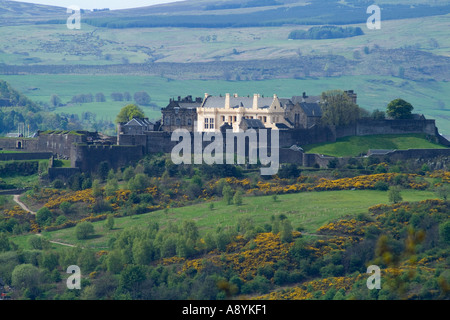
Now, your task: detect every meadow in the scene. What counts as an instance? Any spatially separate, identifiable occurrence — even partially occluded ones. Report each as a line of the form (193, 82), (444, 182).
(11, 188), (437, 250)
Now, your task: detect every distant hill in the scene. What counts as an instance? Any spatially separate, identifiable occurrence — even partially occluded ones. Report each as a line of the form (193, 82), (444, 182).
(2, 0), (449, 28)
(82, 1), (450, 29)
(0, 0), (67, 25)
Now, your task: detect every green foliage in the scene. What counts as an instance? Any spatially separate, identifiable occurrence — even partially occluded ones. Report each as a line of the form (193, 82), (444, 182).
(128, 173), (150, 192)
(233, 189), (243, 206)
(388, 186), (403, 204)
(105, 214), (115, 231)
(289, 26), (364, 40)
(439, 221), (450, 245)
(374, 180), (389, 191)
(75, 221), (95, 240)
(36, 207), (53, 227)
(222, 185), (234, 205)
(386, 99), (414, 119)
(115, 104), (145, 123)
(435, 184), (449, 201)
(320, 90), (363, 127)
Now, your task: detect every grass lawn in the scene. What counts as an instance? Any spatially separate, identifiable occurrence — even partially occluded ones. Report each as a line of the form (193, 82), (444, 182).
(302, 134), (447, 157)
(12, 188), (437, 250)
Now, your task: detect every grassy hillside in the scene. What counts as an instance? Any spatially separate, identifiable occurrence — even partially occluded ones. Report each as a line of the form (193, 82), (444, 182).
(11, 188), (437, 250)
(303, 134), (448, 157)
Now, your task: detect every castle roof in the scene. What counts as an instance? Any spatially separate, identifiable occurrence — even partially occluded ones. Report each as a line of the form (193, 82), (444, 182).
(241, 118), (266, 129)
(202, 95), (274, 109)
(291, 94), (321, 105)
(125, 118), (153, 127)
(299, 102), (322, 117)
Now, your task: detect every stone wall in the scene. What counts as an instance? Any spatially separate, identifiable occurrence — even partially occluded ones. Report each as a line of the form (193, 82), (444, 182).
(354, 119), (436, 137)
(48, 167), (81, 181)
(0, 152), (52, 161)
(71, 144), (144, 172)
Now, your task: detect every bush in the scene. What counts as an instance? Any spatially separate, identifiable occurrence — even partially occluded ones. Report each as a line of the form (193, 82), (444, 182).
(52, 179), (65, 189)
(36, 207), (53, 227)
(388, 186), (403, 204)
(75, 221), (95, 240)
(374, 180), (389, 191)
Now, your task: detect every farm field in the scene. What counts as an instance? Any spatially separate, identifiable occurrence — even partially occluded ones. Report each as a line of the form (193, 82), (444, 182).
(302, 134), (447, 157)
(11, 188), (437, 250)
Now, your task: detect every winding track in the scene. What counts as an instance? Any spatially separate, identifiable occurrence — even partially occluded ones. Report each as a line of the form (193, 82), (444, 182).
(13, 194), (76, 248)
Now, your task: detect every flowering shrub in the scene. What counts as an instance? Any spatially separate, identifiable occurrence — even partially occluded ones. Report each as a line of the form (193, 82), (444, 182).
(317, 219), (379, 236)
(253, 276), (360, 300)
(181, 232), (301, 279)
(44, 188), (96, 209)
(246, 173), (429, 196)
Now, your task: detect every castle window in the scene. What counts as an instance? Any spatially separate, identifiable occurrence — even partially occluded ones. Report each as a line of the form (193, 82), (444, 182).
(188, 118), (192, 126)
(263, 116), (267, 123)
(209, 118), (214, 129)
(204, 118), (209, 129)
(233, 116), (237, 122)
(166, 117), (171, 126)
(176, 118), (181, 126)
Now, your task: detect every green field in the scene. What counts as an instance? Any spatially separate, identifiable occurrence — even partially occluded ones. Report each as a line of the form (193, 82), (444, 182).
(1, 74), (449, 133)
(303, 134), (447, 157)
(11, 188), (437, 250)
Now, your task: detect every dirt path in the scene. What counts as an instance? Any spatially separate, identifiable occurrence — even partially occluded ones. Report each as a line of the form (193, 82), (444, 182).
(13, 195), (77, 248)
(13, 194), (36, 215)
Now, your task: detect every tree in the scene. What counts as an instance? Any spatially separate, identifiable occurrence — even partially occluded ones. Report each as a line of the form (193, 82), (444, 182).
(59, 201), (72, 214)
(280, 219), (293, 243)
(115, 104), (145, 123)
(388, 186), (403, 204)
(105, 214), (115, 231)
(98, 161), (110, 182)
(75, 221), (95, 240)
(233, 189), (243, 206)
(11, 264), (41, 296)
(371, 109), (385, 120)
(133, 91), (151, 105)
(50, 94), (62, 107)
(435, 184), (449, 201)
(104, 178), (119, 197)
(128, 173), (150, 191)
(92, 179), (102, 198)
(95, 92), (106, 102)
(222, 185), (234, 205)
(439, 221), (450, 245)
(36, 207), (53, 227)
(320, 90), (362, 126)
(386, 99), (414, 119)
(111, 92), (124, 101)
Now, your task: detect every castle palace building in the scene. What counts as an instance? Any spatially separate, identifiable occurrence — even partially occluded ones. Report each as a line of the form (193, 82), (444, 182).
(157, 91), (356, 133)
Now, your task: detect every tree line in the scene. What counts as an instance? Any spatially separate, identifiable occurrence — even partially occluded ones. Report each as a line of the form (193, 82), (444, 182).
(288, 26), (364, 40)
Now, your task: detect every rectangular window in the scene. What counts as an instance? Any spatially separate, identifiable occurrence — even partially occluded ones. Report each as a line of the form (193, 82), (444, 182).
(263, 116), (267, 123)
(210, 118), (214, 129)
(234, 116), (237, 122)
(204, 118), (209, 129)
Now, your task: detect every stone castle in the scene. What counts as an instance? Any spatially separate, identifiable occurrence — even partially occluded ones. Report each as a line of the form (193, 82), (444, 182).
(0, 90), (449, 178)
